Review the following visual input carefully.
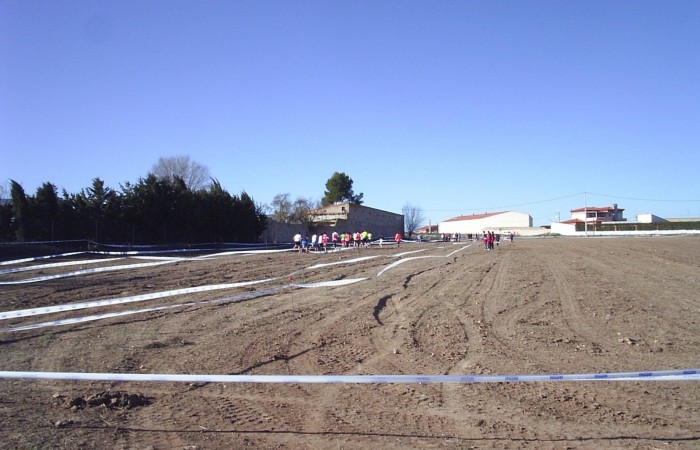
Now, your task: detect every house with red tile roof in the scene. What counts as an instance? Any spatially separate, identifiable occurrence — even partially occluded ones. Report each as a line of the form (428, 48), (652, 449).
(559, 204), (626, 225)
(415, 224), (439, 234)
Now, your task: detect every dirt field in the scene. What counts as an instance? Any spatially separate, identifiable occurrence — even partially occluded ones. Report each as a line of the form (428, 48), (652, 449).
(1, 236), (698, 449)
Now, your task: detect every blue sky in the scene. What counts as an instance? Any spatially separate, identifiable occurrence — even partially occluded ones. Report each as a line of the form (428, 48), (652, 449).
(2, 1), (699, 226)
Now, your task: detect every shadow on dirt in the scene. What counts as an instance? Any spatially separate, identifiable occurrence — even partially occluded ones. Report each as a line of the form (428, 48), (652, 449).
(373, 295), (393, 325)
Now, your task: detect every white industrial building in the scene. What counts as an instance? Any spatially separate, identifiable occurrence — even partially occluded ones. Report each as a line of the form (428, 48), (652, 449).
(439, 211), (533, 235)
(636, 213), (667, 223)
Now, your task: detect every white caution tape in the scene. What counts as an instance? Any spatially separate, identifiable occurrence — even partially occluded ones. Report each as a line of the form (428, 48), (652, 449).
(0, 251), (88, 266)
(392, 249), (429, 258)
(0, 279), (365, 332)
(0, 369), (697, 384)
(446, 244), (473, 257)
(0, 245), (289, 268)
(291, 278), (368, 288)
(0, 243), (466, 330)
(0, 257), (123, 275)
(0, 278), (278, 321)
(90, 248), (219, 256)
(305, 256), (379, 270)
(288, 255), (380, 277)
(377, 244), (473, 277)
(129, 255), (198, 261)
(199, 248), (295, 258)
(0, 286), (289, 332)
(0, 259), (178, 285)
(377, 256), (442, 277)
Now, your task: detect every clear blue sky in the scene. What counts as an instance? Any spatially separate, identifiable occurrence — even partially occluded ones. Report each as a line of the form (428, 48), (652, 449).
(2, 1), (699, 226)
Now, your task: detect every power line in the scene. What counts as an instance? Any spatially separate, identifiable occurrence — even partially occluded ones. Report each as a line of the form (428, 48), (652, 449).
(587, 192), (700, 203)
(422, 191), (700, 213)
(422, 192), (584, 213)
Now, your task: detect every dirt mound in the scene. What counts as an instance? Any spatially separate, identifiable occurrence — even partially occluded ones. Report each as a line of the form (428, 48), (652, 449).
(66, 391), (152, 410)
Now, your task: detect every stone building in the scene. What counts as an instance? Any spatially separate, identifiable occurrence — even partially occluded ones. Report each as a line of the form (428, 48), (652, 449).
(308, 202), (404, 239)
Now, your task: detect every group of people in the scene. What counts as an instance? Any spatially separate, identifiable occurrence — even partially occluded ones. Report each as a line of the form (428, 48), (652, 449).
(441, 233), (463, 242)
(293, 232), (329, 253)
(482, 231), (498, 250)
(292, 230), (404, 252)
(292, 230), (516, 252)
(292, 230), (377, 253)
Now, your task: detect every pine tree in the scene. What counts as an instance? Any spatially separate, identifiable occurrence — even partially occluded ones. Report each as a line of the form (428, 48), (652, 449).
(321, 172), (363, 206)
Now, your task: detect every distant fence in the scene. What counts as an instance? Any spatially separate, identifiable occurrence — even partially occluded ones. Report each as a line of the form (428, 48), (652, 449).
(0, 240), (289, 260)
(575, 221), (700, 232)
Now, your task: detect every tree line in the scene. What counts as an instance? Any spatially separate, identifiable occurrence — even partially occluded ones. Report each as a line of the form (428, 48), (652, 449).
(0, 168), (414, 244)
(0, 176), (266, 244)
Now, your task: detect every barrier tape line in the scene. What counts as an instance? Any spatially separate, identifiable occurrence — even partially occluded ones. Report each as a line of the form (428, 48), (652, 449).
(1, 247), (310, 281)
(306, 256), (379, 270)
(0, 249), (387, 323)
(0, 251), (86, 266)
(392, 248), (429, 258)
(291, 278), (368, 288)
(0, 260), (178, 285)
(0, 279), (367, 332)
(0, 278), (278, 321)
(376, 256), (442, 277)
(0, 246), (289, 268)
(0, 243), (470, 329)
(0, 257), (124, 275)
(1, 252), (382, 321)
(289, 255), (380, 277)
(377, 244), (474, 277)
(1, 244), (473, 322)
(0, 286), (290, 332)
(0, 369), (697, 384)
(446, 244), (474, 257)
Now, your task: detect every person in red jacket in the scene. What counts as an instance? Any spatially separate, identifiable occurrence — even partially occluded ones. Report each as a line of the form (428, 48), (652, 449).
(394, 232), (402, 247)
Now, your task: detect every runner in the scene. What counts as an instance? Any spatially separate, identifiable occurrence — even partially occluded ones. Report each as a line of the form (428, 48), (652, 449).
(321, 232), (329, 252)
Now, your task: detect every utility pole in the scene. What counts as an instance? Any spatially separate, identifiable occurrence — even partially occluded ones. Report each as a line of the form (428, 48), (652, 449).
(584, 192), (588, 237)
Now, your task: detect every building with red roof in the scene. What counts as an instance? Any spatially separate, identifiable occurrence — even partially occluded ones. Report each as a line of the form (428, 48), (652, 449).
(560, 204), (626, 225)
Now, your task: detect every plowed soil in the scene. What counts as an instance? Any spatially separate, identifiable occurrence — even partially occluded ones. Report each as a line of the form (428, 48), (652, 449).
(1, 237), (698, 449)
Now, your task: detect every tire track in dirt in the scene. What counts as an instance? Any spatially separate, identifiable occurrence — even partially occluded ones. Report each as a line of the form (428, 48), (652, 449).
(482, 246), (608, 374)
(537, 252), (612, 372)
(540, 241), (700, 371)
(119, 249), (430, 437)
(253, 283), (386, 434)
(286, 245), (477, 434)
(375, 246), (489, 423)
(437, 246), (540, 431)
(368, 251), (478, 375)
(290, 263), (437, 432)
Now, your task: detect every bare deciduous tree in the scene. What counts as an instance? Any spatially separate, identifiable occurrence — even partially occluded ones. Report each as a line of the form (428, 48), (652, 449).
(402, 202), (425, 238)
(291, 197), (320, 225)
(269, 194), (320, 225)
(151, 156), (211, 191)
(270, 193), (293, 223)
